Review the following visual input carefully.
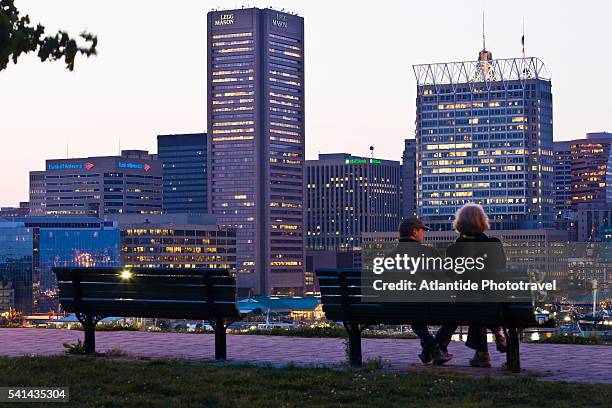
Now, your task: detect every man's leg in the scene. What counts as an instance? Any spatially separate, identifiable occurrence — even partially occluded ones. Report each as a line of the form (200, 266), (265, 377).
(411, 324), (436, 352)
(435, 325), (457, 353)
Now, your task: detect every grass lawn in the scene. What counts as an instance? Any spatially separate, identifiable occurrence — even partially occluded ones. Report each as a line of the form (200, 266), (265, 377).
(0, 356), (610, 407)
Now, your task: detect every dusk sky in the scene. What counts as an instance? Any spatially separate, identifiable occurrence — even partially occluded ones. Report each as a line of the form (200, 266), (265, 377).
(2, 0), (611, 207)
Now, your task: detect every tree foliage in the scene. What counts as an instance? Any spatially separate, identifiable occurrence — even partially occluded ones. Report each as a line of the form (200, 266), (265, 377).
(0, 0), (97, 71)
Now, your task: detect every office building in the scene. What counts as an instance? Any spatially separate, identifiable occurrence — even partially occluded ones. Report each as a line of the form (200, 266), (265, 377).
(157, 133), (208, 214)
(576, 203), (612, 242)
(0, 202), (29, 217)
(553, 140), (573, 229)
(41, 150), (162, 217)
(29, 171), (46, 215)
(109, 214), (237, 272)
(0, 281), (14, 314)
(0, 216), (120, 314)
(413, 45), (554, 230)
(306, 153), (400, 250)
(207, 8), (305, 296)
(401, 139), (417, 218)
(569, 132), (612, 209)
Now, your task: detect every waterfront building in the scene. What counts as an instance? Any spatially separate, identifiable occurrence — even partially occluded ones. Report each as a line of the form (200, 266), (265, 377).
(109, 214), (237, 272)
(0, 216), (120, 314)
(306, 153), (401, 250)
(413, 46), (554, 230)
(207, 8), (305, 296)
(576, 203), (612, 242)
(39, 150), (162, 217)
(0, 281), (14, 314)
(157, 133), (208, 214)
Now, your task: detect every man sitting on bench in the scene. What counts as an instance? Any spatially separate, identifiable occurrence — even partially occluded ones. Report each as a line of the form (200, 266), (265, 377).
(396, 217), (454, 366)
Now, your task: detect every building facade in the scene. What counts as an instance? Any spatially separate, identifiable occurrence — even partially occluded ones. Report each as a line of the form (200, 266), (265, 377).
(413, 49), (554, 230)
(41, 150), (162, 217)
(29, 171), (46, 215)
(0, 281), (14, 314)
(0, 202), (30, 217)
(112, 214), (236, 272)
(157, 133), (208, 214)
(306, 154), (400, 250)
(576, 203), (612, 242)
(553, 140), (573, 228)
(207, 8), (305, 296)
(401, 139), (417, 218)
(569, 132), (612, 209)
(0, 216), (120, 314)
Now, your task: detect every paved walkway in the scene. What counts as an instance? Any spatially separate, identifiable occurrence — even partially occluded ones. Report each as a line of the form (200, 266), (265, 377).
(1, 329), (610, 384)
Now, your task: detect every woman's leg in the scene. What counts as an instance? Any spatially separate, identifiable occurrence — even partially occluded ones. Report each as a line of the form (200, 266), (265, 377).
(466, 325), (488, 352)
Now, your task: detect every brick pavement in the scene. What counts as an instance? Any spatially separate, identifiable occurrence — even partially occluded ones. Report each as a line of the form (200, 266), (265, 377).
(0, 329), (610, 384)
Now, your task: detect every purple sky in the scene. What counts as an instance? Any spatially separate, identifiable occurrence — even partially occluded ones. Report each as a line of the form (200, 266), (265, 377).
(2, 0), (611, 207)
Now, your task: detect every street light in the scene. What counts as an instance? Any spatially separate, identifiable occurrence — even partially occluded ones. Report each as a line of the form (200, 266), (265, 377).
(120, 270), (133, 281)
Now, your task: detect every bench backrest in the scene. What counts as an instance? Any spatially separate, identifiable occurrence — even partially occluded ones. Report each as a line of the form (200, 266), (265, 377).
(54, 267), (239, 320)
(316, 268), (539, 327)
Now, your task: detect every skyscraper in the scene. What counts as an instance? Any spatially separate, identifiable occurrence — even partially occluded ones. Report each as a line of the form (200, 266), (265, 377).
(207, 8), (305, 296)
(553, 140), (573, 226)
(413, 45), (554, 230)
(157, 133), (208, 214)
(401, 139), (417, 218)
(306, 154), (401, 250)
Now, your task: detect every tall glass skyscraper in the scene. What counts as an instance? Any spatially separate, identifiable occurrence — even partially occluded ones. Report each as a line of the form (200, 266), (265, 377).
(157, 133), (208, 214)
(207, 8), (305, 296)
(413, 47), (554, 229)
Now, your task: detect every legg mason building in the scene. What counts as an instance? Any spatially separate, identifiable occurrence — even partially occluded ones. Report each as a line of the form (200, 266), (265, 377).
(207, 8), (305, 296)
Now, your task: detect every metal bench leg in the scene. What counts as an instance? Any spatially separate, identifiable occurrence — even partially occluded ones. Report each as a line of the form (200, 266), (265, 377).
(76, 313), (102, 354)
(506, 326), (520, 373)
(344, 322), (362, 367)
(213, 317), (227, 360)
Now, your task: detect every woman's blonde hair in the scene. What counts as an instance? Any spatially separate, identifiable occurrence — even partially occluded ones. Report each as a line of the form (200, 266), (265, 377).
(453, 203), (490, 236)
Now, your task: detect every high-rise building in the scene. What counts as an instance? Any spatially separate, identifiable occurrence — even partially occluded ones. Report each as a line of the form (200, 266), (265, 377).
(157, 133), (208, 214)
(569, 132), (612, 208)
(413, 46), (554, 230)
(306, 153), (401, 250)
(207, 8), (305, 296)
(29, 171), (46, 215)
(553, 140), (573, 228)
(0, 216), (120, 314)
(41, 150), (162, 217)
(109, 213), (236, 272)
(401, 139), (417, 218)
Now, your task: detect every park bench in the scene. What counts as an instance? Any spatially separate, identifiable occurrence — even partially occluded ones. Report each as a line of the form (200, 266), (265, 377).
(316, 268), (554, 372)
(54, 267), (239, 359)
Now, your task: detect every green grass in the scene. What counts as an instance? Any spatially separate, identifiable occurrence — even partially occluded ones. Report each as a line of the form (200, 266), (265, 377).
(0, 356), (610, 407)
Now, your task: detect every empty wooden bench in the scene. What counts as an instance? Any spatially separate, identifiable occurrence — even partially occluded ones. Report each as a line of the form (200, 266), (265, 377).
(54, 267), (239, 359)
(316, 268), (554, 372)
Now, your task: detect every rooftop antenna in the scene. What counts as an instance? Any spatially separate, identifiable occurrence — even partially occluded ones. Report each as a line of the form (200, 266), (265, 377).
(521, 17), (525, 58)
(66, 142), (69, 159)
(482, 11), (486, 51)
(119, 138), (121, 155)
(369, 145), (374, 159)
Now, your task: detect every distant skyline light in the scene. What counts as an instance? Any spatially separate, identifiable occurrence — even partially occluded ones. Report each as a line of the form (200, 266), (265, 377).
(1, 0), (611, 207)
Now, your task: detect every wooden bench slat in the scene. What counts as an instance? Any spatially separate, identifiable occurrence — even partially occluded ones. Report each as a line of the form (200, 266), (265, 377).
(58, 282), (235, 299)
(58, 287), (236, 303)
(56, 274), (235, 286)
(55, 267), (230, 280)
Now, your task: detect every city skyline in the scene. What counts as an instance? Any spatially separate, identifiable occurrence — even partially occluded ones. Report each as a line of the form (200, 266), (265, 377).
(2, 0), (612, 207)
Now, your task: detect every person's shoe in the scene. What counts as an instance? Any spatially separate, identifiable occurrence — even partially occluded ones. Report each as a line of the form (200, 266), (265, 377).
(432, 346), (453, 366)
(469, 351), (492, 368)
(418, 350), (433, 365)
(439, 345), (454, 360)
(494, 331), (507, 353)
